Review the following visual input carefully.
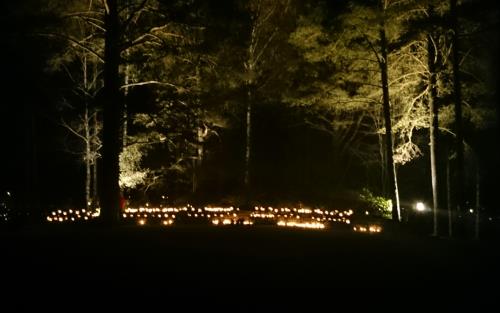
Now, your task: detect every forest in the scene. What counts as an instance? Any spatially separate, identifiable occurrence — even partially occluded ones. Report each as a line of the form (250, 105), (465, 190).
(1, 0), (499, 237)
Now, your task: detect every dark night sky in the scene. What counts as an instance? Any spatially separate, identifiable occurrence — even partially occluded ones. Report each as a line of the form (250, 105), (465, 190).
(1, 0), (499, 216)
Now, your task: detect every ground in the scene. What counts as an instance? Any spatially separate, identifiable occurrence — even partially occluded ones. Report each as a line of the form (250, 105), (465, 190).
(2, 224), (498, 295)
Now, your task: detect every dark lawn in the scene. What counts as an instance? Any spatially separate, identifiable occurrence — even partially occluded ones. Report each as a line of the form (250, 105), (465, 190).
(1, 224), (498, 292)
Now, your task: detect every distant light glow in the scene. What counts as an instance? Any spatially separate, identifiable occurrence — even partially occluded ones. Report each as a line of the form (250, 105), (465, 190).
(415, 202), (425, 212)
(277, 220), (325, 229)
(353, 224), (382, 233)
(44, 204), (356, 232)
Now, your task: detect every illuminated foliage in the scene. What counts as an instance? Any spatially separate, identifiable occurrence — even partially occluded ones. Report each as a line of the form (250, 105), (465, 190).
(359, 188), (392, 219)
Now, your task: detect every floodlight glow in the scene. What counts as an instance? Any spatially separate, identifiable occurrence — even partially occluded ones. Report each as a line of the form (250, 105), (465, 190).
(415, 202), (425, 212)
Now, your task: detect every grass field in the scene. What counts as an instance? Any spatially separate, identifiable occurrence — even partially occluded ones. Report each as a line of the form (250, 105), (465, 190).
(2, 224), (498, 294)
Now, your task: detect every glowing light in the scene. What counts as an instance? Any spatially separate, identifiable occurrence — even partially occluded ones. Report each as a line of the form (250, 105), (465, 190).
(138, 219), (146, 226)
(354, 224), (382, 233)
(277, 220), (325, 229)
(415, 202), (425, 212)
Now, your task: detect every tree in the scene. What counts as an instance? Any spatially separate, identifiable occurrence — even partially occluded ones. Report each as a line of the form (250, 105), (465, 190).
(242, 0), (294, 196)
(98, 0), (122, 224)
(289, 0), (410, 221)
(377, 0), (400, 221)
(427, 5), (440, 237)
(46, 0), (213, 221)
(118, 1), (224, 201)
(47, 0), (103, 211)
(450, 0), (465, 234)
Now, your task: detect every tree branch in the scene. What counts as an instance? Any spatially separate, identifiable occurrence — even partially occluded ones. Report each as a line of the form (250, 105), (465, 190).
(36, 32), (104, 62)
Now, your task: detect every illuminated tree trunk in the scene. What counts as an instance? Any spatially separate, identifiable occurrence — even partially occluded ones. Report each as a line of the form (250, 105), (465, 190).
(244, 85), (253, 190)
(82, 55), (92, 211)
(427, 15), (440, 236)
(84, 105), (91, 211)
(450, 0), (465, 233)
(123, 67), (129, 149)
(244, 17), (256, 200)
(92, 112), (99, 208)
(192, 126), (205, 193)
(379, 1), (400, 222)
(99, 0), (122, 225)
(378, 133), (386, 195)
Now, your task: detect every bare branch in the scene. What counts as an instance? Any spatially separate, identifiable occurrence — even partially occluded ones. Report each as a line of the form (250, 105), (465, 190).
(123, 0), (149, 30)
(120, 80), (180, 89)
(60, 119), (89, 143)
(36, 32), (104, 62)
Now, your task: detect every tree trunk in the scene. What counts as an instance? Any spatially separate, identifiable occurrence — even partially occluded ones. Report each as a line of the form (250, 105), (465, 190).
(475, 165), (480, 240)
(244, 86), (252, 192)
(394, 164), (401, 220)
(378, 1), (400, 221)
(123, 49), (130, 149)
(450, 0), (465, 233)
(447, 155), (453, 237)
(378, 133), (386, 195)
(99, 0), (122, 225)
(192, 126), (204, 194)
(83, 56), (91, 211)
(84, 105), (91, 211)
(427, 19), (440, 236)
(92, 112), (99, 208)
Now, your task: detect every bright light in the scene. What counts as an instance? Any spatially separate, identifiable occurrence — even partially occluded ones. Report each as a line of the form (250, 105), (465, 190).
(415, 202), (425, 212)
(138, 219), (146, 225)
